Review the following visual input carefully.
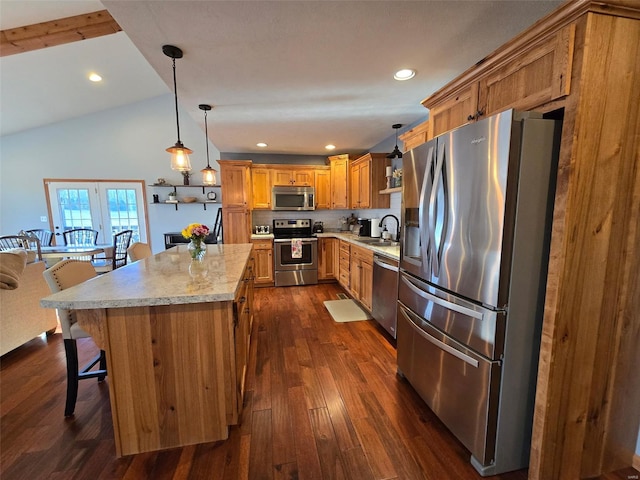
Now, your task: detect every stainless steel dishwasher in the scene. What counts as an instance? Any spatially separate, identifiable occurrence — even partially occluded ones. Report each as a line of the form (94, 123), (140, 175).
(372, 254), (399, 338)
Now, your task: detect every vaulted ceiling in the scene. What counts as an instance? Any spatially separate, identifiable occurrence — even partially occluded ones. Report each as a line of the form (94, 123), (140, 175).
(1, 0), (563, 155)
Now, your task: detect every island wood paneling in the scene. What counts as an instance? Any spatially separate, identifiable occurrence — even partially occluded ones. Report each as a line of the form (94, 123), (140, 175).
(79, 302), (234, 456)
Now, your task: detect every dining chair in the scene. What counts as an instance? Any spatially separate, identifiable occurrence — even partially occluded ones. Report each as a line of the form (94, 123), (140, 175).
(92, 230), (133, 273)
(0, 235), (42, 261)
(25, 229), (54, 247)
(127, 242), (152, 262)
(63, 228), (98, 246)
(43, 259), (107, 417)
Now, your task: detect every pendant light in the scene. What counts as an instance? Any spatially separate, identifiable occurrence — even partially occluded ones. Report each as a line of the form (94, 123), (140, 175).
(199, 104), (218, 186)
(163, 45), (192, 171)
(386, 123), (403, 159)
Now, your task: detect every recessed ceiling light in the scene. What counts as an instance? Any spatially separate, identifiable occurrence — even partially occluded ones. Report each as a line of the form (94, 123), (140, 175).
(88, 72), (102, 82)
(325, 144), (336, 150)
(256, 142), (267, 148)
(394, 69), (416, 81)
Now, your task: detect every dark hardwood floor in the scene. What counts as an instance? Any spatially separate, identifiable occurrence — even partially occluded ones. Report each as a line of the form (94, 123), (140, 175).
(1, 283), (638, 479)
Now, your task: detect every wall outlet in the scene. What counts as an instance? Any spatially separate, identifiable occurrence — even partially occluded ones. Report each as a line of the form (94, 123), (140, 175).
(40, 216), (48, 222)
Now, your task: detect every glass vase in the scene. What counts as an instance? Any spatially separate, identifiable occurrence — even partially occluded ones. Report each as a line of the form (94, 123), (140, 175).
(188, 238), (207, 261)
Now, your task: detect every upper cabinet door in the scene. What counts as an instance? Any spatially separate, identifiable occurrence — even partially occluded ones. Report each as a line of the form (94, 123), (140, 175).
(314, 169), (331, 209)
(251, 168), (272, 210)
(477, 24), (575, 117)
(220, 161), (251, 208)
(329, 155), (349, 209)
(293, 170), (313, 186)
(429, 83), (479, 138)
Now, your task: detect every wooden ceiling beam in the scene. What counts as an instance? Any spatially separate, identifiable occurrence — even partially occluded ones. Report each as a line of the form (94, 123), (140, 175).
(0, 10), (121, 57)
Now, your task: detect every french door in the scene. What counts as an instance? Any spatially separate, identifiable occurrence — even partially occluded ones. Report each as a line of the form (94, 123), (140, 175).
(45, 180), (148, 245)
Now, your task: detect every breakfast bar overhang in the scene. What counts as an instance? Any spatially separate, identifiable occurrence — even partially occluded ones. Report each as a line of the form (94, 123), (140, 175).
(41, 244), (255, 457)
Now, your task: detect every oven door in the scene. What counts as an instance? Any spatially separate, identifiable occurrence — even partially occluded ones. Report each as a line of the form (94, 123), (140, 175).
(273, 238), (318, 286)
(274, 238), (317, 270)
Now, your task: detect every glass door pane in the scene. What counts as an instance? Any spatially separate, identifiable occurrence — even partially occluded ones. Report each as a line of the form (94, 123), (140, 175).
(46, 182), (103, 244)
(99, 183), (147, 243)
(46, 180), (148, 245)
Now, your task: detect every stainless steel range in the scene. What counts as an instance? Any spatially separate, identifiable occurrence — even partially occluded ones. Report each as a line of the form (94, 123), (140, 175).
(272, 219), (318, 287)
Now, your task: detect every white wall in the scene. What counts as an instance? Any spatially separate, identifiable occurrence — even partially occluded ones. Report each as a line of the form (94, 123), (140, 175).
(0, 94), (221, 252)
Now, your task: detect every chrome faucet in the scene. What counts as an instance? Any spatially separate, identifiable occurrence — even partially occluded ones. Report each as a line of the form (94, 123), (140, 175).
(379, 215), (400, 242)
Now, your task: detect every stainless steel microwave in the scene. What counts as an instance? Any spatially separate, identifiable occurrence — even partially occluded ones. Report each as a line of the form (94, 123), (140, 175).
(271, 186), (315, 211)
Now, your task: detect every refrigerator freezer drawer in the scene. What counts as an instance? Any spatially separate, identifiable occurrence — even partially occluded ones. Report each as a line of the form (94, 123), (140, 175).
(397, 302), (501, 467)
(399, 272), (505, 360)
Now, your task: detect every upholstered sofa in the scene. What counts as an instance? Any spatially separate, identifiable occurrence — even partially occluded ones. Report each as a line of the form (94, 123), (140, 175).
(0, 250), (58, 356)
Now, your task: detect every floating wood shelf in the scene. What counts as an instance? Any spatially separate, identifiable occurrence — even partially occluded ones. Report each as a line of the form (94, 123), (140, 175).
(378, 187), (402, 194)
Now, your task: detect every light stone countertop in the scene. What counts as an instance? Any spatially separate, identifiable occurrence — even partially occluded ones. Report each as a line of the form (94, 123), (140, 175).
(248, 231), (400, 260)
(315, 231), (400, 261)
(40, 243), (253, 310)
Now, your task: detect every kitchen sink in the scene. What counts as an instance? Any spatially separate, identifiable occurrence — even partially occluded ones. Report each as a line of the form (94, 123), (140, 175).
(356, 238), (399, 247)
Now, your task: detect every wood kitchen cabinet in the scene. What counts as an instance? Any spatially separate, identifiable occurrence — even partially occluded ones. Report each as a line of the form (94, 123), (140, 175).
(219, 160), (252, 243)
(349, 244), (373, 312)
(232, 257), (254, 423)
(328, 154), (349, 209)
(338, 240), (350, 291)
(219, 160), (252, 208)
(251, 167), (272, 210)
(222, 208), (251, 244)
(314, 167), (331, 209)
(350, 153), (390, 209)
(318, 237), (337, 281)
(416, 2), (640, 478)
(424, 24), (575, 139)
(251, 239), (273, 286)
(272, 167), (314, 186)
(399, 121), (430, 152)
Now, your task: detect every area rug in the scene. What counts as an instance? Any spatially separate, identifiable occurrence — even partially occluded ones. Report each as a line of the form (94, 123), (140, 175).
(323, 299), (372, 323)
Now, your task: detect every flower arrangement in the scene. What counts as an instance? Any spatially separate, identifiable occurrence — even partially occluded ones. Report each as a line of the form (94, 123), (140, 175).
(182, 223), (210, 260)
(392, 168), (403, 187)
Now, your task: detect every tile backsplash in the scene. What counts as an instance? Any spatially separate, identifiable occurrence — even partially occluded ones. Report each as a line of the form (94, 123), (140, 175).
(252, 191), (402, 237)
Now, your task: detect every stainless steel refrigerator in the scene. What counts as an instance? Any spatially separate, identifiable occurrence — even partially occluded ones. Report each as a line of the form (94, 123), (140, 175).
(397, 109), (559, 476)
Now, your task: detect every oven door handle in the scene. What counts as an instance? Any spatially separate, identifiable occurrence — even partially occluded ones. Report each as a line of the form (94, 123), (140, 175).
(274, 238), (318, 243)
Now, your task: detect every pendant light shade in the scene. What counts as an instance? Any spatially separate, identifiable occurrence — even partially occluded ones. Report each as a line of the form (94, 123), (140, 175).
(387, 123), (403, 159)
(163, 45), (192, 172)
(199, 104), (218, 186)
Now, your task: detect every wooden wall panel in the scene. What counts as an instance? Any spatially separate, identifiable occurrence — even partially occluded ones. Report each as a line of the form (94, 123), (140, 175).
(530, 11), (640, 479)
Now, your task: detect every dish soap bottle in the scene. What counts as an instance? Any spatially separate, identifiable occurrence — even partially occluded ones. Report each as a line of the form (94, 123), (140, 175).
(382, 226), (391, 240)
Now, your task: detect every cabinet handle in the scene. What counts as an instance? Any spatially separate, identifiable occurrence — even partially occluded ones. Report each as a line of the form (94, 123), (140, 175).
(239, 296), (246, 303)
(467, 109), (485, 122)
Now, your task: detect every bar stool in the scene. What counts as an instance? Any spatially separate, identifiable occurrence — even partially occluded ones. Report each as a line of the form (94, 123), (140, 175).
(43, 259), (107, 417)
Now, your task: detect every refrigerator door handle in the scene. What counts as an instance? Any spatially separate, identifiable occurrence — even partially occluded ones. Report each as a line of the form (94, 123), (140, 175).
(400, 274), (484, 320)
(399, 305), (479, 368)
(428, 142), (446, 276)
(418, 145), (435, 269)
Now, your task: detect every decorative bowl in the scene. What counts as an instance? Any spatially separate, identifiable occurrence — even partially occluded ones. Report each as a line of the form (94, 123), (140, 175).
(182, 196), (197, 203)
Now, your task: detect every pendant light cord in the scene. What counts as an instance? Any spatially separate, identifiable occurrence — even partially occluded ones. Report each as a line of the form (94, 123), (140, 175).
(172, 57), (182, 144)
(204, 109), (211, 168)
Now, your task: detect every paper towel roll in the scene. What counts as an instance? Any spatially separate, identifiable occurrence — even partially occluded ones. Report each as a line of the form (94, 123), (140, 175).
(370, 219), (381, 237)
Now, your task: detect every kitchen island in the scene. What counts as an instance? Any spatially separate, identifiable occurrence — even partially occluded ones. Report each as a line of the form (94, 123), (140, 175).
(41, 243), (255, 457)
